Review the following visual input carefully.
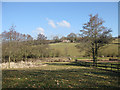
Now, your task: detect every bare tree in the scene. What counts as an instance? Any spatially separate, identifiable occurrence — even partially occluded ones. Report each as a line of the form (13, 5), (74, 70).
(67, 33), (77, 42)
(80, 14), (112, 66)
(37, 33), (47, 41)
(53, 36), (60, 43)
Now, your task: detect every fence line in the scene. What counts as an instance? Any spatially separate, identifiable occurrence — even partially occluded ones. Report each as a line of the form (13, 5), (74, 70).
(76, 60), (120, 72)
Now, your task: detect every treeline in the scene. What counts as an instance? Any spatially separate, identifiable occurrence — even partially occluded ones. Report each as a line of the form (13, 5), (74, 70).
(51, 33), (86, 43)
(1, 25), (86, 63)
(1, 25), (61, 63)
(50, 33), (118, 44)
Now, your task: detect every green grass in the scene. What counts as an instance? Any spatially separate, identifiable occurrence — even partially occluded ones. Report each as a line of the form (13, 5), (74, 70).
(31, 39), (118, 58)
(99, 43), (118, 57)
(49, 43), (85, 57)
(2, 62), (119, 88)
(49, 40), (118, 57)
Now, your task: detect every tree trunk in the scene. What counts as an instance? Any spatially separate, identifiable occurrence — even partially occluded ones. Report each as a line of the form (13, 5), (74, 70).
(92, 47), (95, 66)
(42, 53), (43, 58)
(95, 43), (98, 67)
(25, 52), (27, 61)
(92, 43), (95, 66)
(14, 58), (15, 63)
(8, 56), (11, 68)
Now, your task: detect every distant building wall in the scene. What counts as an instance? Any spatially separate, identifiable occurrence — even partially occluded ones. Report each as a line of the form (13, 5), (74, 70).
(62, 40), (70, 43)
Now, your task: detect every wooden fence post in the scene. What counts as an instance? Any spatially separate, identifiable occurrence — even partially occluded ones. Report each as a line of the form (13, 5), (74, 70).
(117, 64), (119, 72)
(111, 64), (112, 71)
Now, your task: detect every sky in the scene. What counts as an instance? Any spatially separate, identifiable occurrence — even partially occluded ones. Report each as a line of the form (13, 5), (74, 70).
(2, 2), (118, 39)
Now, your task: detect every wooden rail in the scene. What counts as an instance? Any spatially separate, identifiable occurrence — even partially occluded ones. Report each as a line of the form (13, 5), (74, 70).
(97, 63), (120, 72)
(76, 60), (120, 72)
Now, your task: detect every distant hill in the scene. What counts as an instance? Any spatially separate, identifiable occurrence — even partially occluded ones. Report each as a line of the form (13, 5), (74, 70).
(49, 39), (118, 58)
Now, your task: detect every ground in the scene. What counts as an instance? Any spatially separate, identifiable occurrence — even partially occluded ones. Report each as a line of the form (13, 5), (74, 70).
(2, 62), (119, 88)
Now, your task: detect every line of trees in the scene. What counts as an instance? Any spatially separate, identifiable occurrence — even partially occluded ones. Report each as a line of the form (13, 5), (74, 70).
(1, 25), (61, 67)
(51, 33), (85, 43)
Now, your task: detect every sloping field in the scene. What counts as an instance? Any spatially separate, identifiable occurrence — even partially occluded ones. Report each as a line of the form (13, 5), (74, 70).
(49, 41), (118, 57)
(49, 43), (85, 57)
(99, 44), (118, 57)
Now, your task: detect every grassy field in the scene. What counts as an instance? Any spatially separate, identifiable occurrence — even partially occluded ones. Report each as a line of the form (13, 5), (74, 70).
(49, 41), (118, 58)
(99, 43), (118, 57)
(49, 43), (85, 57)
(2, 62), (119, 88)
